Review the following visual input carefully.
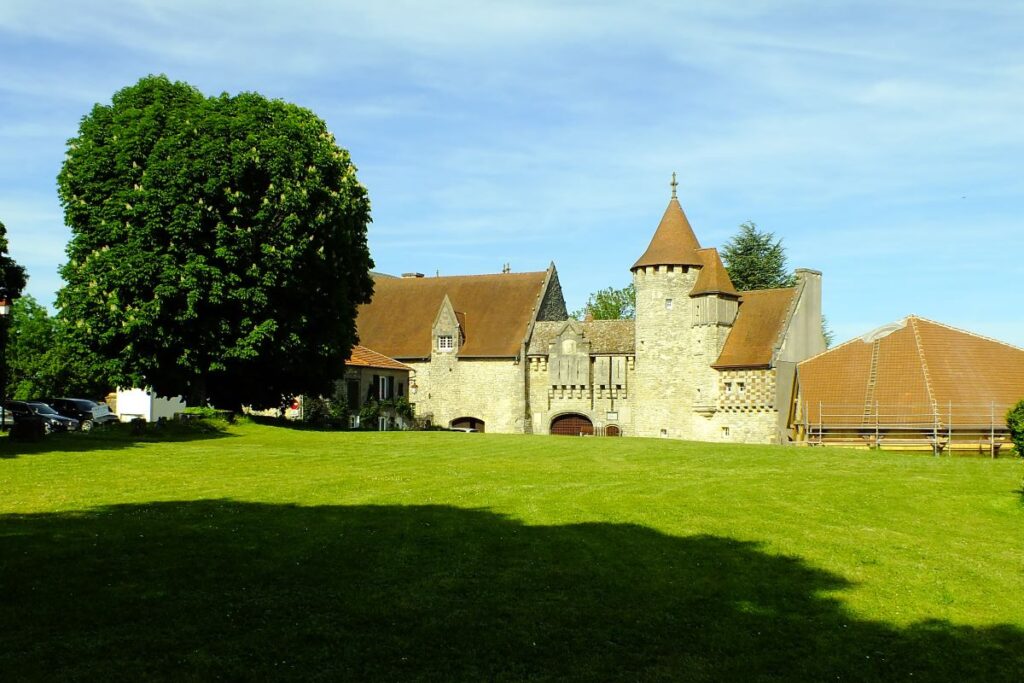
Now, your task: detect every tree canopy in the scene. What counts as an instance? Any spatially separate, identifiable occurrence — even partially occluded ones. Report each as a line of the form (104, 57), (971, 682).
(720, 221), (796, 291)
(0, 219), (28, 397)
(572, 284), (635, 320)
(5, 295), (63, 400)
(57, 75), (374, 408)
(721, 221), (833, 347)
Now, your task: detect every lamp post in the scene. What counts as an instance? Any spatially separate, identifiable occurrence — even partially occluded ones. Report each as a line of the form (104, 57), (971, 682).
(0, 291), (9, 431)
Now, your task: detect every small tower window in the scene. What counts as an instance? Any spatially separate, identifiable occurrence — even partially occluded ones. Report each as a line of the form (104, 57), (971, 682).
(737, 381), (746, 394)
(437, 335), (454, 352)
(722, 426), (731, 437)
(724, 381), (733, 393)
(665, 298), (673, 310)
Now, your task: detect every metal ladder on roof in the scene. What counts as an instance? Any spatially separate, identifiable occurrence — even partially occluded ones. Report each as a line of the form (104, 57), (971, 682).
(862, 340), (880, 423)
(911, 318), (942, 452)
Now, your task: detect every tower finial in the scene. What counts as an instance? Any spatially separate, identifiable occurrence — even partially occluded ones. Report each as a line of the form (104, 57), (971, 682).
(670, 172), (678, 199)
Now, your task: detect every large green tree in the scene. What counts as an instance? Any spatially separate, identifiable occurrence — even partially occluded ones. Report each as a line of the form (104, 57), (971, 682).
(720, 221), (796, 291)
(572, 284), (636, 320)
(0, 220), (28, 398)
(5, 295), (62, 400)
(57, 76), (374, 408)
(722, 221), (834, 347)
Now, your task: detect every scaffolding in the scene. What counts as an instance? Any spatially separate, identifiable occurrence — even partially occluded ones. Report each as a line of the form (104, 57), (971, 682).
(804, 401), (1012, 457)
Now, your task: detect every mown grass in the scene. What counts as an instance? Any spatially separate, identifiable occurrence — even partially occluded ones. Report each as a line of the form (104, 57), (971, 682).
(2, 422), (1022, 681)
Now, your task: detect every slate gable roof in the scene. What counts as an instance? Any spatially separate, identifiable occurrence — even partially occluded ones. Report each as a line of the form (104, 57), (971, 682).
(357, 271), (549, 359)
(528, 320), (636, 355)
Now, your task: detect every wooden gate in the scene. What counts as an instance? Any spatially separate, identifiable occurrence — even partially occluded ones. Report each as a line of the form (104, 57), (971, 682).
(605, 425), (621, 437)
(550, 414), (594, 436)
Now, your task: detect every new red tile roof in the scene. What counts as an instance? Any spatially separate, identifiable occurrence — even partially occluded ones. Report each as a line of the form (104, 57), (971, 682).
(631, 198), (703, 270)
(713, 288), (798, 369)
(357, 271), (549, 359)
(799, 316), (1024, 426)
(347, 345), (412, 372)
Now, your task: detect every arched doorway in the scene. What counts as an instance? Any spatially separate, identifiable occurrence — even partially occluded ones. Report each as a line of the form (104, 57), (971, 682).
(550, 413), (594, 436)
(451, 417), (485, 432)
(605, 425), (621, 437)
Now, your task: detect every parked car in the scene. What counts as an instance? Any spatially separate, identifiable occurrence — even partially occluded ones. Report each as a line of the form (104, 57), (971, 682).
(24, 402), (79, 433)
(42, 398), (119, 432)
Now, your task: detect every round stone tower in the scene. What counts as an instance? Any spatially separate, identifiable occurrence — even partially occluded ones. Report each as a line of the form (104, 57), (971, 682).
(630, 179), (707, 438)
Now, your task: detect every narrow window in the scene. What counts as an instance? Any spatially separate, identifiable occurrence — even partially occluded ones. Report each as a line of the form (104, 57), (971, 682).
(722, 426), (730, 437)
(737, 381), (746, 394)
(665, 298), (673, 310)
(724, 382), (733, 393)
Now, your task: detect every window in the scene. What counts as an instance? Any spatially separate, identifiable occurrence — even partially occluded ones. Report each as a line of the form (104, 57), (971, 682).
(737, 381), (746, 394)
(665, 298), (673, 310)
(722, 426), (730, 437)
(437, 335), (454, 351)
(724, 382), (733, 393)
(378, 375), (395, 400)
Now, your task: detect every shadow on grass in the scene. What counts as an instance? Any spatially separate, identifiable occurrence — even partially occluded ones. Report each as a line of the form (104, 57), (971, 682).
(1, 501), (1021, 681)
(0, 420), (234, 458)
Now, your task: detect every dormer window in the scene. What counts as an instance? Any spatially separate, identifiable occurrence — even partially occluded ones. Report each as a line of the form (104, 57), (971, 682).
(437, 335), (454, 352)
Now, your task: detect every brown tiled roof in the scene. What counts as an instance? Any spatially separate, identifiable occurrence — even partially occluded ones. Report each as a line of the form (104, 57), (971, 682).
(713, 288), (798, 369)
(347, 345), (412, 372)
(528, 320), (635, 355)
(631, 198), (703, 270)
(799, 316), (1024, 426)
(357, 271), (549, 359)
(691, 248), (739, 297)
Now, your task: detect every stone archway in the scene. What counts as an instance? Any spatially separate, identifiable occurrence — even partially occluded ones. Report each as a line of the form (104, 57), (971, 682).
(550, 413), (594, 436)
(605, 424), (621, 437)
(450, 417), (485, 432)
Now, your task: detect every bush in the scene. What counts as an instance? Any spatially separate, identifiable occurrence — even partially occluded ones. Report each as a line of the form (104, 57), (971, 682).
(303, 396), (346, 428)
(1007, 399), (1024, 457)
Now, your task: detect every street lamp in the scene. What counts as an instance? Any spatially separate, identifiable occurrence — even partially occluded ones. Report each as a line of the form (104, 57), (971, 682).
(0, 291), (8, 431)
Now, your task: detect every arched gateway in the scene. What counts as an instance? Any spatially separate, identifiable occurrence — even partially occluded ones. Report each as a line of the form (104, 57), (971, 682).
(550, 413), (594, 436)
(450, 417), (485, 432)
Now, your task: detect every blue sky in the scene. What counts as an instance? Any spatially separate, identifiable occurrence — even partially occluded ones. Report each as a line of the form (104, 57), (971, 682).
(1, 1), (1022, 346)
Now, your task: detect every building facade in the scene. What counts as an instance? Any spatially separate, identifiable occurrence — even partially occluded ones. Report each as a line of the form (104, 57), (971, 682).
(356, 189), (825, 443)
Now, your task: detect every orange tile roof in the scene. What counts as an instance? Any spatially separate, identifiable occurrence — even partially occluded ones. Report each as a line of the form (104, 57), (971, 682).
(356, 271), (549, 359)
(713, 288), (797, 369)
(346, 345), (412, 372)
(799, 316), (1024, 426)
(631, 198), (703, 270)
(691, 248), (739, 297)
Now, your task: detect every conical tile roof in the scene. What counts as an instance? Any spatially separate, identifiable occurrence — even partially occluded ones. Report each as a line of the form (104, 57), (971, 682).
(691, 248), (739, 297)
(632, 197), (703, 270)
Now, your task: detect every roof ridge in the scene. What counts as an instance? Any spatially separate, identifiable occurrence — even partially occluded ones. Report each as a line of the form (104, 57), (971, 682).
(908, 314), (1024, 353)
(381, 271), (547, 282)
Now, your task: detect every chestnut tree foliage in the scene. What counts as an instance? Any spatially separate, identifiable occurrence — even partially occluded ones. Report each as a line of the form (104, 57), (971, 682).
(57, 76), (374, 408)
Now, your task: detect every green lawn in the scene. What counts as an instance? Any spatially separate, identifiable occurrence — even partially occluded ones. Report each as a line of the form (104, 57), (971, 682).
(2, 422), (1022, 681)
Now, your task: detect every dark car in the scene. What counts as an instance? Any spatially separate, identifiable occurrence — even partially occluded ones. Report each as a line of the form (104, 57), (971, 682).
(43, 398), (119, 432)
(24, 402), (79, 433)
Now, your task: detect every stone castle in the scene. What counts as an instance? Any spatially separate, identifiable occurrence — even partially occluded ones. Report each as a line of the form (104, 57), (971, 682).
(356, 186), (825, 443)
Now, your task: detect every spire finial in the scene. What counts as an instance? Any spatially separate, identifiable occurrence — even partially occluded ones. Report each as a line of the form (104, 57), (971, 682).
(670, 172), (678, 199)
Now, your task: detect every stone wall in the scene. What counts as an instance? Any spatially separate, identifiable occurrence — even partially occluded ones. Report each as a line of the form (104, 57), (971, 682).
(408, 354), (526, 433)
(526, 354), (636, 435)
(686, 368), (779, 443)
(632, 264), (719, 439)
